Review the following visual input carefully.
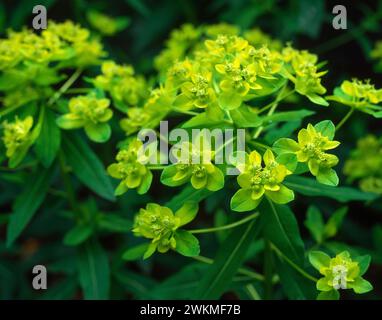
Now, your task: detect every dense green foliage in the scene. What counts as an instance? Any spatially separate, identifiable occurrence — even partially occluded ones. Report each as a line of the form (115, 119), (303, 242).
(0, 0), (381, 300)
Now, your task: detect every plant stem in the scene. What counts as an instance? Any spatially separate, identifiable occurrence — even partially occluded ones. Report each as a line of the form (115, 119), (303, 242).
(48, 68), (83, 106)
(263, 239), (273, 299)
(148, 165), (167, 170)
(271, 243), (318, 282)
(191, 255), (265, 281)
(66, 88), (92, 94)
(335, 108), (355, 131)
(189, 212), (259, 234)
(172, 108), (199, 116)
(58, 151), (78, 212)
(246, 284), (261, 300)
(253, 85), (290, 139)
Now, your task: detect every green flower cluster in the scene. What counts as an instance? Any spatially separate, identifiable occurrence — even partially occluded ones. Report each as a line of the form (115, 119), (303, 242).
(86, 10), (130, 36)
(344, 135), (382, 194)
(273, 121), (340, 186)
(309, 251), (372, 300)
(161, 140), (225, 192)
(1, 116), (35, 166)
(153, 23), (328, 115)
(93, 61), (148, 112)
(132, 202), (199, 258)
(57, 95), (113, 142)
(0, 21), (107, 167)
(328, 79), (382, 117)
(107, 140), (153, 195)
(231, 149), (294, 212)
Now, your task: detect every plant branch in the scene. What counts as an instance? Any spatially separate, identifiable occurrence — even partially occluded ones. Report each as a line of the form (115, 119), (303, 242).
(189, 212), (259, 234)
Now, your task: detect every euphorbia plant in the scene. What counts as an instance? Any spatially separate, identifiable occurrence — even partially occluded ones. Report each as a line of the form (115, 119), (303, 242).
(0, 20), (379, 301)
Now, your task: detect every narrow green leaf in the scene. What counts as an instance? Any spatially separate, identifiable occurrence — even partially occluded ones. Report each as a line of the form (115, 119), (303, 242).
(304, 206), (325, 243)
(275, 255), (316, 299)
(6, 166), (54, 247)
(122, 243), (150, 261)
(62, 132), (115, 201)
(98, 214), (132, 232)
(284, 176), (378, 202)
(63, 224), (93, 246)
(260, 200), (305, 266)
(77, 238), (110, 300)
(194, 219), (261, 299)
(35, 108), (61, 167)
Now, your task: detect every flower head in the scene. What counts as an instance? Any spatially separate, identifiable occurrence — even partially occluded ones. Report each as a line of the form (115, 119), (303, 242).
(273, 121), (340, 186)
(344, 135), (382, 194)
(2, 116), (34, 158)
(161, 139), (224, 191)
(107, 140), (153, 195)
(309, 251), (372, 299)
(132, 201), (199, 258)
(328, 79), (382, 116)
(57, 95), (113, 143)
(230, 149), (294, 212)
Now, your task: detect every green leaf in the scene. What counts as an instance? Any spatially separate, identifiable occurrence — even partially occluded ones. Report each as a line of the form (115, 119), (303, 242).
(230, 189), (262, 212)
(6, 166), (54, 247)
(304, 206), (325, 243)
(175, 201), (199, 227)
(284, 176), (378, 202)
(64, 224), (93, 246)
(273, 138), (300, 155)
(165, 185), (212, 212)
(62, 132), (115, 201)
(324, 207), (347, 238)
(35, 108), (61, 167)
(77, 238), (110, 300)
(308, 251), (331, 271)
(182, 113), (226, 129)
(317, 290), (340, 300)
(276, 153), (298, 172)
(355, 255), (371, 276)
(56, 114), (84, 129)
(350, 277), (373, 294)
(275, 255), (316, 299)
(98, 214), (132, 232)
(84, 122), (111, 143)
(229, 105), (260, 127)
(194, 219), (261, 299)
(218, 91), (242, 110)
(316, 168), (339, 186)
(257, 109), (315, 126)
(260, 200), (305, 266)
(314, 120), (335, 140)
(122, 243), (150, 261)
(160, 165), (187, 187)
(306, 94), (329, 106)
(174, 230), (200, 257)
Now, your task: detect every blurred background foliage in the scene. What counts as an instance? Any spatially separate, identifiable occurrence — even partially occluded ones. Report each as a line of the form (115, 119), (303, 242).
(0, 0), (382, 300)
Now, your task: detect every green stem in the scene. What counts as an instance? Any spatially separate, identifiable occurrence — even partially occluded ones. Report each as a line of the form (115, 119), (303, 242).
(148, 165), (167, 170)
(263, 239), (273, 299)
(172, 108), (199, 116)
(58, 151), (78, 212)
(271, 243), (318, 282)
(65, 88), (92, 94)
(253, 86), (290, 139)
(191, 255), (265, 281)
(48, 68), (83, 106)
(246, 284), (261, 300)
(189, 212), (259, 234)
(335, 108), (355, 131)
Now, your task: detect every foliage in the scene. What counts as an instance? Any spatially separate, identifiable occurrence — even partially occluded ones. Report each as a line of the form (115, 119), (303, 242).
(0, 0), (382, 301)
